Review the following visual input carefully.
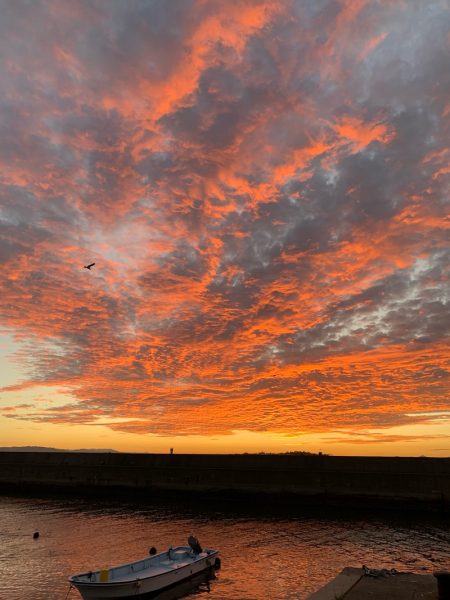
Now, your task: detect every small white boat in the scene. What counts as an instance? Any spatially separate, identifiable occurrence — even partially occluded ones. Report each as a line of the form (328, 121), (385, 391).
(68, 539), (220, 600)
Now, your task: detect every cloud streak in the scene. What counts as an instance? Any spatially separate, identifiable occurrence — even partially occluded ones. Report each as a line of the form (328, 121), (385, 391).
(0, 0), (449, 444)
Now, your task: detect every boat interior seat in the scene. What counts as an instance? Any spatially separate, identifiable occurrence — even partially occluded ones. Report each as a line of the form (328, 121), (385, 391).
(160, 560), (176, 567)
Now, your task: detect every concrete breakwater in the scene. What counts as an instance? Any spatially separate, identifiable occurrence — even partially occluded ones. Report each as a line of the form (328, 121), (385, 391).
(0, 452), (449, 511)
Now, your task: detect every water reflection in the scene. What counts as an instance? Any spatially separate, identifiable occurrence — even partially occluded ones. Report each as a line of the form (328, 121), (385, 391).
(0, 493), (449, 600)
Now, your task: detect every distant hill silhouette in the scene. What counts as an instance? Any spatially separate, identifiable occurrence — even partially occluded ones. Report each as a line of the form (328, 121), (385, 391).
(0, 446), (118, 453)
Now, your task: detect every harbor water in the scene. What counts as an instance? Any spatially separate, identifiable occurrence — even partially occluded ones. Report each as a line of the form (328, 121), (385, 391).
(0, 494), (449, 600)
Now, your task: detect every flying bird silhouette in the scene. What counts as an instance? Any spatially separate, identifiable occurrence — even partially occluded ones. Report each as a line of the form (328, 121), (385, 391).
(84, 262), (95, 270)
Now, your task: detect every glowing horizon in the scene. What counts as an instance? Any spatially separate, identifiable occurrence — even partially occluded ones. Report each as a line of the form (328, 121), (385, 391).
(0, 1), (449, 456)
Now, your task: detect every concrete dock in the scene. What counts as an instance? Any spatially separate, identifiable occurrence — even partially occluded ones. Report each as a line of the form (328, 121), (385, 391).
(0, 452), (449, 511)
(306, 567), (441, 599)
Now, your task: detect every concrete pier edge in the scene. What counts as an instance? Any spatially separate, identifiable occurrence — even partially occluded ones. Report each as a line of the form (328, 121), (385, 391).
(306, 568), (440, 600)
(0, 452), (449, 513)
(305, 567), (363, 599)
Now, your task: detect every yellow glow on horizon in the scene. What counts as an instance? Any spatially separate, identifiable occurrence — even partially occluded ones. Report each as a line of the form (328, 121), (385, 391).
(1, 415), (448, 457)
(1, 382), (449, 457)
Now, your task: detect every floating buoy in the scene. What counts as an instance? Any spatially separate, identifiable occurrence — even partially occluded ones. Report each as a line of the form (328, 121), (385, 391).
(33, 531), (39, 539)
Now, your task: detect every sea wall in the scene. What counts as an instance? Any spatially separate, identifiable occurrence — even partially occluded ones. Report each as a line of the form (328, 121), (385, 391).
(0, 452), (449, 510)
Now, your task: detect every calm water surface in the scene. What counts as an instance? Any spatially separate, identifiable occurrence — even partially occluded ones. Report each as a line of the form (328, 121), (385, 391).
(0, 494), (449, 600)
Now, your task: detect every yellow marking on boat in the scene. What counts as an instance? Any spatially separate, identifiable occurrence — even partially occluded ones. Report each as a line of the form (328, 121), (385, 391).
(99, 569), (109, 582)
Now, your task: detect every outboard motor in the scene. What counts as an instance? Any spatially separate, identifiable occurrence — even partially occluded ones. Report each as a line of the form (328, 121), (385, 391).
(188, 535), (202, 554)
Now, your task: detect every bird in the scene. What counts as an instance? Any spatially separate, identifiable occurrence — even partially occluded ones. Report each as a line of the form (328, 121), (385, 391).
(84, 263), (95, 270)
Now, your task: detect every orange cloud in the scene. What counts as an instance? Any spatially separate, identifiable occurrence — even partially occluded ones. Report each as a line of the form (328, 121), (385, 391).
(0, 0), (448, 453)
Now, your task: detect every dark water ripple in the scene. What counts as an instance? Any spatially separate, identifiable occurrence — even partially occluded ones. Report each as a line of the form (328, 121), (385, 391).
(0, 495), (449, 600)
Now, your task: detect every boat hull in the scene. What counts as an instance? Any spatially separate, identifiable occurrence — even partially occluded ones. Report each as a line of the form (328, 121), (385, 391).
(71, 553), (219, 600)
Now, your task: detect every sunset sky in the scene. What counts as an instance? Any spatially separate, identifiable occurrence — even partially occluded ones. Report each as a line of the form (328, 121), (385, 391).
(0, 0), (449, 456)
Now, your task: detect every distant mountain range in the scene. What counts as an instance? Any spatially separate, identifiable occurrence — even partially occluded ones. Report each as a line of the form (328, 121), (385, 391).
(0, 446), (119, 453)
